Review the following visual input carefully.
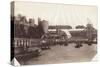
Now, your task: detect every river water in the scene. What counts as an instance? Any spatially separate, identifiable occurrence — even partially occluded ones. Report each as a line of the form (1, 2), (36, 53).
(20, 43), (97, 65)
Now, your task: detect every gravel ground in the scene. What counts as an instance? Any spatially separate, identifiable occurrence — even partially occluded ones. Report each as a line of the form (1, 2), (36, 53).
(21, 43), (97, 65)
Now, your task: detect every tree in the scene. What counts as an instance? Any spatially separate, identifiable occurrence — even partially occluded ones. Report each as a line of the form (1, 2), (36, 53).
(65, 25), (72, 29)
(49, 25), (72, 29)
(75, 25), (85, 29)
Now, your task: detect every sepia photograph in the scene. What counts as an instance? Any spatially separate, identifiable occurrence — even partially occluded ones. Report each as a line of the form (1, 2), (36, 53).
(11, 1), (97, 65)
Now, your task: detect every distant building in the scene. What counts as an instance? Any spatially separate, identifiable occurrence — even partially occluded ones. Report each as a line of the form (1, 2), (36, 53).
(37, 18), (49, 38)
(86, 23), (97, 41)
(29, 18), (35, 27)
(38, 17), (42, 26)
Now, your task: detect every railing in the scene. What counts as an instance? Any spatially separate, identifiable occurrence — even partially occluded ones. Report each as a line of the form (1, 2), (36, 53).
(13, 38), (41, 48)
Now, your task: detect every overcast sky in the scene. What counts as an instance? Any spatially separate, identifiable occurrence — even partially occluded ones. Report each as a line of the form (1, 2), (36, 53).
(13, 1), (97, 29)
